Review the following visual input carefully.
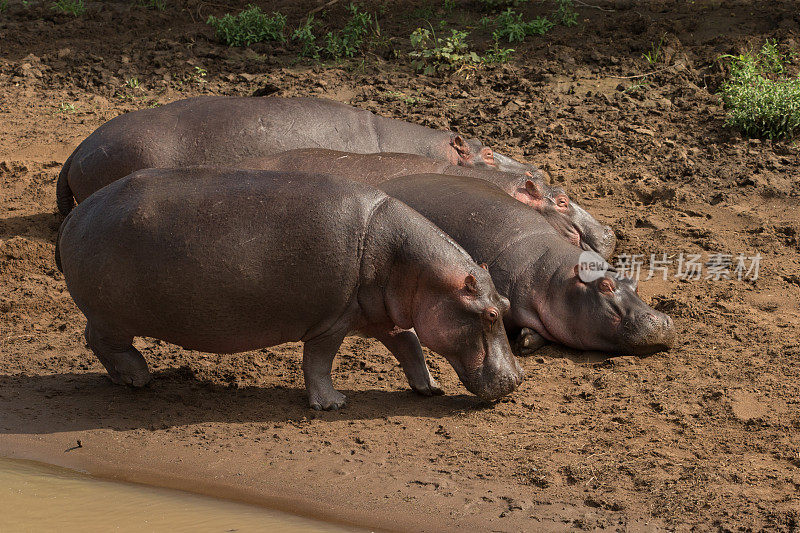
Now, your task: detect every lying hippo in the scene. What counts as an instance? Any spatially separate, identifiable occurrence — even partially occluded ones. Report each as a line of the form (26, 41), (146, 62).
(56, 168), (523, 409)
(240, 149), (616, 258)
(381, 175), (675, 356)
(56, 96), (529, 215)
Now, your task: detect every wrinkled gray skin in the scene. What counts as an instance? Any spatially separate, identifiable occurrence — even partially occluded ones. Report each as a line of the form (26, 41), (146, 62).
(240, 149), (616, 259)
(381, 175), (675, 356)
(57, 96), (529, 215)
(56, 168), (523, 409)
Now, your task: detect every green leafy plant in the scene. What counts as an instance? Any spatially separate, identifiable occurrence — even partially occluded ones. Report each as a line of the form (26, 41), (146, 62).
(206, 5), (286, 47)
(137, 0), (164, 10)
(125, 77), (140, 89)
(51, 0), (85, 16)
(409, 28), (482, 74)
(323, 3), (372, 59)
(292, 15), (320, 58)
(483, 42), (515, 64)
(0, 0), (8, 13)
(553, 0), (578, 27)
(56, 102), (76, 113)
(485, 8), (553, 43)
(719, 40), (800, 139)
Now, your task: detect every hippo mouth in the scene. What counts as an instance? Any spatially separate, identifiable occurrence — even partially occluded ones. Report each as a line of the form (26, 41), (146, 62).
(620, 314), (675, 356)
(448, 345), (524, 402)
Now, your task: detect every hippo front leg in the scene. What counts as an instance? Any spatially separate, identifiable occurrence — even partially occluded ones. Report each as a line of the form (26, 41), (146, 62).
(513, 327), (548, 356)
(302, 333), (348, 411)
(372, 327), (443, 396)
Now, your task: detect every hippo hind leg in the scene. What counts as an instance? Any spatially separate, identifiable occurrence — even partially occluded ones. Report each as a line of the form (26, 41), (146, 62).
(85, 323), (151, 387)
(302, 333), (347, 411)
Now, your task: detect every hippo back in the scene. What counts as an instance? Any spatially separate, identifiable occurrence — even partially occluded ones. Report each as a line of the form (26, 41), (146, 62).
(59, 168), (387, 353)
(381, 174), (555, 268)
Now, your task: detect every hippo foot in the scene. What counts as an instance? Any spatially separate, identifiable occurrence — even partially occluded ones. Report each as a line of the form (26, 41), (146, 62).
(410, 376), (444, 396)
(86, 325), (151, 387)
(513, 328), (547, 357)
(97, 349), (152, 387)
(308, 389), (347, 411)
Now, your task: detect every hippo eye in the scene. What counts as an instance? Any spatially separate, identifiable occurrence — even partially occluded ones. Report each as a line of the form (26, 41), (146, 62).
(482, 148), (495, 164)
(484, 307), (500, 325)
(599, 278), (616, 293)
(555, 195), (569, 209)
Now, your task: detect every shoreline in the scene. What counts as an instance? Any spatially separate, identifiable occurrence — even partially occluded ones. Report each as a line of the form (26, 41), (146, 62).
(0, 432), (393, 533)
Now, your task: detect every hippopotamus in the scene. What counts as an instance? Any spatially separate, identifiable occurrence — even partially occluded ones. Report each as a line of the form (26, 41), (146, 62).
(238, 149), (616, 259)
(56, 96), (531, 215)
(380, 174), (675, 356)
(56, 168), (523, 409)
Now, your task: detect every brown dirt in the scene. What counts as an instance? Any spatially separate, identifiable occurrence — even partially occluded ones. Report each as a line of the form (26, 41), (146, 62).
(2, 1), (800, 531)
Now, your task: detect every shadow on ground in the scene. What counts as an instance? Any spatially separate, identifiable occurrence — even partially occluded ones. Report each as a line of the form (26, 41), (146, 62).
(0, 368), (483, 434)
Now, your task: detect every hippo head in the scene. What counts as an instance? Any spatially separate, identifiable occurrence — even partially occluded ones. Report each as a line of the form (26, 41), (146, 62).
(524, 267), (675, 356)
(515, 177), (617, 259)
(412, 266), (524, 401)
(449, 135), (531, 173)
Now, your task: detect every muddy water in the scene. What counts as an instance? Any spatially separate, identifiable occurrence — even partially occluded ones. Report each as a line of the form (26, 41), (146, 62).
(0, 458), (356, 532)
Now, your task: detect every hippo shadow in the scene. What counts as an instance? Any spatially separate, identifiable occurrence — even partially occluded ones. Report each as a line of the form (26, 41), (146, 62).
(0, 212), (61, 242)
(0, 369), (484, 435)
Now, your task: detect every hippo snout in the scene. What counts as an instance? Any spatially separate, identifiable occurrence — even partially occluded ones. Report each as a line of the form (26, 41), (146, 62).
(627, 311), (675, 355)
(463, 351), (525, 402)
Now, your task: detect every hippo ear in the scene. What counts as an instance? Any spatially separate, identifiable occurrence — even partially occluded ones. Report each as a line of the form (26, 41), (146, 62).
(599, 278), (616, 293)
(450, 134), (471, 157)
(463, 274), (478, 294)
(524, 180), (544, 200)
(479, 263), (489, 271)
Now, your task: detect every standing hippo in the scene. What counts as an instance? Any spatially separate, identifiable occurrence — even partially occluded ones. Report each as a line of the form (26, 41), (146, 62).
(56, 168), (523, 409)
(56, 96), (530, 215)
(239, 149), (616, 259)
(381, 175), (674, 356)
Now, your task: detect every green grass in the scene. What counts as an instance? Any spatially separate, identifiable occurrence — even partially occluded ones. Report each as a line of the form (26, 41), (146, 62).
(483, 8), (553, 43)
(0, 0), (8, 13)
(643, 34), (665, 65)
(51, 0), (85, 16)
(137, 0), (164, 10)
(478, 0), (529, 8)
(206, 5), (286, 47)
(719, 40), (800, 140)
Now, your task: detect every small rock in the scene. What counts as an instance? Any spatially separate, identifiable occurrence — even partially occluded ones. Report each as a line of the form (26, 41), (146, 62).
(57, 48), (72, 59)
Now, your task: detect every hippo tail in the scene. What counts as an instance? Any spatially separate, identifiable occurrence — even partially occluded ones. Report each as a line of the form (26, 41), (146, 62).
(56, 151), (76, 216)
(54, 210), (73, 273)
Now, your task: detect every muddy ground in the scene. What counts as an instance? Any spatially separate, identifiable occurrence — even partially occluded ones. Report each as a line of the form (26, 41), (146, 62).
(1, 0), (800, 531)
